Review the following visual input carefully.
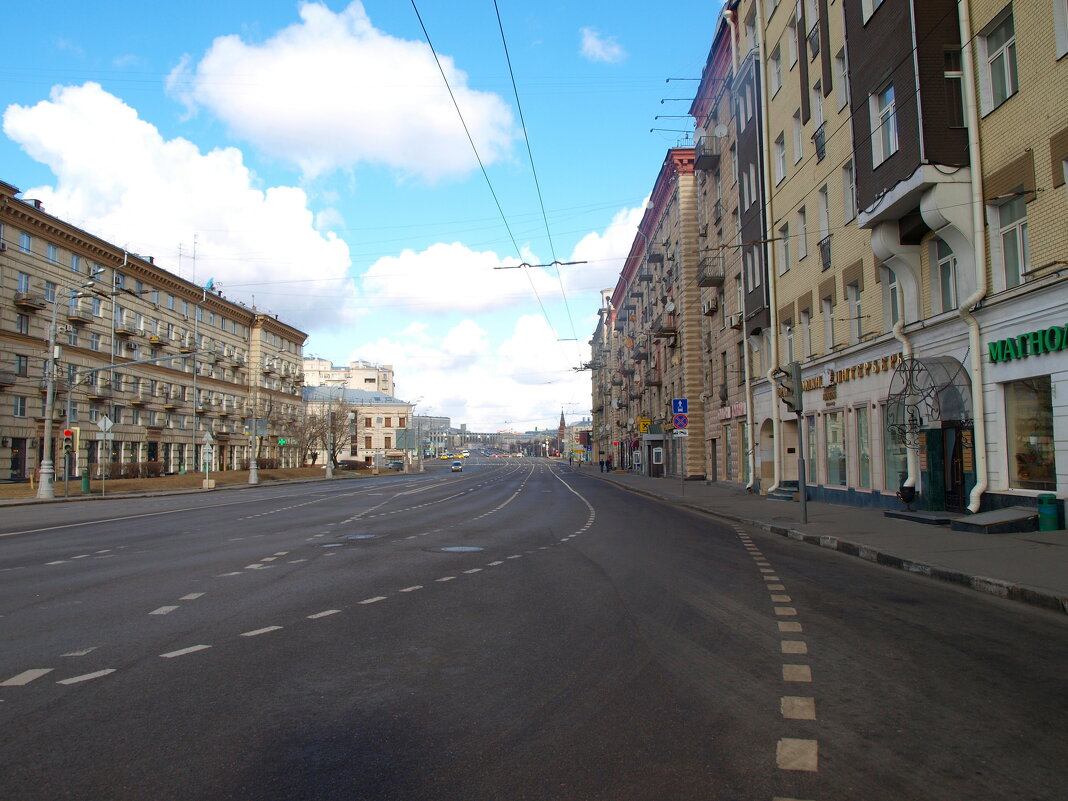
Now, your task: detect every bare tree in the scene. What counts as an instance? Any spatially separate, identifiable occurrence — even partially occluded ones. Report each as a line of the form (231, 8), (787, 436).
(314, 396), (359, 467)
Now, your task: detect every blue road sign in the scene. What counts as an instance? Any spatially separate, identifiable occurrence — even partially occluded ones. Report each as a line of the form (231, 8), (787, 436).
(672, 398), (688, 414)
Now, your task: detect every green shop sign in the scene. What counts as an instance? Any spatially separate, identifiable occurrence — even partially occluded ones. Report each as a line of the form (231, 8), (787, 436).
(988, 326), (1068, 363)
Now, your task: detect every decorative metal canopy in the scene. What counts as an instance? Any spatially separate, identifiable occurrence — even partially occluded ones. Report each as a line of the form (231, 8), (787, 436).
(885, 356), (972, 448)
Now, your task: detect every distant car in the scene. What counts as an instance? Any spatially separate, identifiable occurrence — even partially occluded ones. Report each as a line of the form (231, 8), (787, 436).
(387, 461), (404, 471)
(450, 460), (463, 472)
(439, 454), (451, 460)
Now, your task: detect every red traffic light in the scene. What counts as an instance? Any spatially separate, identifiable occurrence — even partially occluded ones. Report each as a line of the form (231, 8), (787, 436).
(62, 429), (74, 438)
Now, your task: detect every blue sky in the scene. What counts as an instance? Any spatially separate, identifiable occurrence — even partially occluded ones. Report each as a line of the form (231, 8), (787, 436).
(3, 1), (721, 431)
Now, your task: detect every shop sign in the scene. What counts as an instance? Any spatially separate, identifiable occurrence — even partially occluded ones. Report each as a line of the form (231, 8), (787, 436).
(988, 326), (1068, 363)
(801, 353), (904, 391)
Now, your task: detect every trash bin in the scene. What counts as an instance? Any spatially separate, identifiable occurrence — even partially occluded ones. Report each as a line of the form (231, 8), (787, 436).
(1037, 493), (1059, 531)
(80, 469), (90, 494)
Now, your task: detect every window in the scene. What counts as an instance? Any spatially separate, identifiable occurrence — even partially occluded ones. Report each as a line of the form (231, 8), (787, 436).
(792, 110), (803, 162)
(834, 49), (849, 110)
(730, 144), (738, 185)
(871, 84), (898, 165)
(861, 0), (886, 23)
(822, 295), (836, 350)
(16, 314), (29, 335)
(17, 272), (30, 293)
(13, 396), (27, 417)
(46, 243), (58, 264)
(770, 47), (783, 95)
(936, 238), (958, 312)
(67, 327), (79, 346)
(796, 207), (808, 259)
(811, 81), (824, 128)
(984, 12), (1018, 109)
(1056, 0), (1068, 59)
(998, 196), (1030, 287)
(1006, 376), (1056, 490)
(783, 320), (795, 363)
(745, 83), (755, 123)
(842, 160), (856, 222)
(399, 416), (406, 428)
(774, 133), (786, 183)
(15, 355), (28, 376)
(800, 309), (812, 357)
(365, 417), (372, 428)
(384, 435), (392, 449)
(787, 15), (798, 66)
(825, 412), (846, 486)
(847, 282), (862, 344)
(883, 405), (908, 491)
(778, 223), (791, 275)
(884, 266), (901, 326)
(944, 49), (965, 127)
(19, 232), (31, 253)
(43, 281), (56, 303)
(115, 273), (125, 290)
(71, 254), (81, 274)
(89, 332), (101, 351)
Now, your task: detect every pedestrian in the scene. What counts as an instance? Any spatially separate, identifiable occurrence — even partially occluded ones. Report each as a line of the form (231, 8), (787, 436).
(607, 455), (613, 471)
(599, 458), (605, 473)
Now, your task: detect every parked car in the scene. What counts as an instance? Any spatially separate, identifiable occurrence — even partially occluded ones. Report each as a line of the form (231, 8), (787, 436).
(450, 460), (463, 472)
(387, 461), (404, 471)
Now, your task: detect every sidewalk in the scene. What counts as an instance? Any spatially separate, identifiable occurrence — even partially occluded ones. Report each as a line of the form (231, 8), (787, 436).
(582, 465), (1068, 616)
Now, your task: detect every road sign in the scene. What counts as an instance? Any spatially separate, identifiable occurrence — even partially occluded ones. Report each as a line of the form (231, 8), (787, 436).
(638, 417), (651, 433)
(97, 415), (113, 433)
(673, 429), (689, 438)
(671, 398), (688, 414)
(673, 413), (689, 429)
(202, 445), (215, 459)
(202, 432), (215, 444)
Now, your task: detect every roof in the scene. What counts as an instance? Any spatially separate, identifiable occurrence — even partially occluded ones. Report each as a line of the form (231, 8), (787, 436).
(302, 386), (409, 405)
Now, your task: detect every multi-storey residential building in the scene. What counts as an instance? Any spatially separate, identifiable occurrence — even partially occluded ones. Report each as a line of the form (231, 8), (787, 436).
(0, 180), (307, 483)
(595, 0), (1068, 518)
(302, 357), (394, 395)
(302, 386), (412, 465)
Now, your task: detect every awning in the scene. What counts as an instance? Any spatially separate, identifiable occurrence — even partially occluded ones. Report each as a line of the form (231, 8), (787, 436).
(886, 355), (972, 447)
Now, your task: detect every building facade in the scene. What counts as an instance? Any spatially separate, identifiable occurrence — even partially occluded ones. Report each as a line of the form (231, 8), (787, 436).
(1, 180), (307, 481)
(303, 357), (394, 396)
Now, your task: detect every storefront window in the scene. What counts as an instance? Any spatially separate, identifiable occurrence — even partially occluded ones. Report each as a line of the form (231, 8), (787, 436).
(856, 406), (871, 488)
(1006, 376), (1056, 491)
(825, 412), (847, 486)
(883, 404), (908, 491)
(806, 415), (817, 473)
(740, 422), (750, 484)
(725, 424), (733, 480)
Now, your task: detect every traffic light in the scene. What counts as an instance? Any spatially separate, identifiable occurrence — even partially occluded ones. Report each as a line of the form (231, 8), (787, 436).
(780, 361), (804, 414)
(62, 429), (74, 453)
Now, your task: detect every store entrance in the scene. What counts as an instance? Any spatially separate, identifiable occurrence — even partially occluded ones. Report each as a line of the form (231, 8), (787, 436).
(942, 426), (967, 513)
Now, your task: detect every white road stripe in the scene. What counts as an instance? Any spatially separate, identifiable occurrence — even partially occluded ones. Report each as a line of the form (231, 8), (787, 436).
(781, 640), (808, 654)
(436, 576), (456, 582)
(241, 626), (283, 637)
(150, 606), (179, 615)
(399, 586), (423, 592)
(487, 560), (504, 566)
(57, 669), (116, 685)
(780, 696), (817, 720)
(782, 664), (813, 682)
(1, 668), (54, 686)
(776, 738), (818, 771)
(463, 568), (483, 574)
(307, 610), (341, 619)
(359, 596), (387, 604)
(774, 606), (798, 616)
(161, 645), (212, 658)
(180, 593), (205, 601)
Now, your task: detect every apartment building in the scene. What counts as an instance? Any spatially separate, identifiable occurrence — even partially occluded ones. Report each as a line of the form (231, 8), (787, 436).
(302, 356), (394, 395)
(594, 0), (1068, 515)
(302, 386), (412, 465)
(0, 180), (307, 482)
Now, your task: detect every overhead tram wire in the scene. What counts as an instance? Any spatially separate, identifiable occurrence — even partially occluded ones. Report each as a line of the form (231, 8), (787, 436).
(409, 0), (571, 369)
(492, 0), (581, 353)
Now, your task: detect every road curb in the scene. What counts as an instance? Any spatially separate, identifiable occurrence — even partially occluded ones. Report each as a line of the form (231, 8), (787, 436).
(588, 473), (1068, 617)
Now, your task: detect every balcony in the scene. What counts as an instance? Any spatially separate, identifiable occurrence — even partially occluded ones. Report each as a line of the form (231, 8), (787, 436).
(14, 292), (47, 311)
(130, 392), (150, 406)
(633, 346), (649, 362)
(698, 254), (725, 288)
(620, 364), (636, 376)
(813, 122), (827, 162)
(114, 321), (138, 338)
(652, 313), (677, 337)
(695, 134), (722, 171)
(644, 369), (662, 386)
(178, 337), (196, 354)
(0, 371), (16, 388)
(807, 21), (820, 59)
(163, 395), (181, 410)
(610, 376), (624, 387)
(86, 384), (111, 401)
(646, 252), (664, 266)
(66, 308), (93, 325)
(819, 235), (832, 271)
(147, 334), (166, 346)
(637, 271), (652, 283)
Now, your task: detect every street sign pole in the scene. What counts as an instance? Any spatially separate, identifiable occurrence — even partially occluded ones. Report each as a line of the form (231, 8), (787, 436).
(797, 411), (808, 524)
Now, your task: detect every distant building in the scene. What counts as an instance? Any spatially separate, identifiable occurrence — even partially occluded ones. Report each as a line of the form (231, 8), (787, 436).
(302, 357), (394, 396)
(302, 386), (411, 464)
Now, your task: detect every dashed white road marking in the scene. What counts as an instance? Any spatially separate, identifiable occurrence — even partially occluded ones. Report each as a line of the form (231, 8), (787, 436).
(57, 669), (116, 685)
(771, 594), (792, 603)
(781, 640), (808, 654)
(2, 669), (54, 686)
(781, 696), (816, 720)
(487, 560), (504, 566)
(435, 576), (456, 582)
(463, 568), (483, 574)
(782, 664), (813, 682)
(399, 585), (423, 593)
(241, 626), (283, 637)
(359, 596), (387, 604)
(774, 606), (798, 616)
(307, 609), (341, 619)
(149, 606), (179, 615)
(180, 593), (205, 601)
(62, 647), (98, 657)
(161, 645), (212, 658)
(776, 738), (818, 771)
(778, 621), (803, 633)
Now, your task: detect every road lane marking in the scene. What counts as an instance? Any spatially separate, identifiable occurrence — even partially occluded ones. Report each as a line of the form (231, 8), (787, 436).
(771, 594), (792, 603)
(359, 596), (387, 604)
(399, 586), (423, 592)
(241, 626), (283, 637)
(150, 606), (179, 615)
(487, 560), (504, 566)
(57, 669), (116, 685)
(767, 584), (786, 590)
(62, 648), (98, 657)
(463, 568), (483, 574)
(436, 576), (456, 582)
(781, 696), (816, 720)
(778, 621), (803, 632)
(776, 738), (818, 771)
(782, 664), (813, 682)
(161, 645), (212, 658)
(781, 640), (808, 654)
(307, 610), (341, 619)
(774, 607), (798, 616)
(2, 669), (54, 686)
(180, 593), (205, 600)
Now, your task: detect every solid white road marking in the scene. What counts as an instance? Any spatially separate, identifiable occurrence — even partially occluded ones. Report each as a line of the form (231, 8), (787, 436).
(241, 626), (283, 637)
(781, 696), (817, 720)
(2, 669), (54, 686)
(57, 669), (116, 685)
(150, 606), (179, 615)
(307, 610), (341, 619)
(776, 738), (818, 771)
(160, 645), (212, 658)
(782, 664), (813, 682)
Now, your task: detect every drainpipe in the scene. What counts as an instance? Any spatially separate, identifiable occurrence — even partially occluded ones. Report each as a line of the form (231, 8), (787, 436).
(744, 335), (757, 490)
(754, 0), (783, 495)
(892, 319), (920, 494)
(958, 0), (989, 513)
(723, 10), (738, 75)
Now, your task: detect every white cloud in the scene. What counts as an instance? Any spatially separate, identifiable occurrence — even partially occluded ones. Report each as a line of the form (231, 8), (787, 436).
(567, 201), (646, 294)
(349, 315), (590, 431)
(169, 1), (516, 181)
(2, 81), (357, 336)
(360, 241), (558, 313)
(579, 27), (626, 64)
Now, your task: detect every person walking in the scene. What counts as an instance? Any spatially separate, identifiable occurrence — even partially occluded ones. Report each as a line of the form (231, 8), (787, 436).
(599, 458), (605, 473)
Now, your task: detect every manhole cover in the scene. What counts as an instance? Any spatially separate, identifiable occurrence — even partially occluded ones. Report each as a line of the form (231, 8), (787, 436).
(440, 546), (484, 553)
(340, 534), (378, 541)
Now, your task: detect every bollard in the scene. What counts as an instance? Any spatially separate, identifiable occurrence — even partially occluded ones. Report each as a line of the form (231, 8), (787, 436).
(1037, 493), (1059, 531)
(80, 469), (90, 494)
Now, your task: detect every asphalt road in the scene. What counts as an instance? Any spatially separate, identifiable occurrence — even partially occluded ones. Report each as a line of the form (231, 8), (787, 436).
(1, 457), (1066, 800)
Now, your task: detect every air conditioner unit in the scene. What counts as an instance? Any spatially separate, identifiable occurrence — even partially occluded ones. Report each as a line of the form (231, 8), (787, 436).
(729, 313), (744, 330)
(701, 297), (719, 315)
